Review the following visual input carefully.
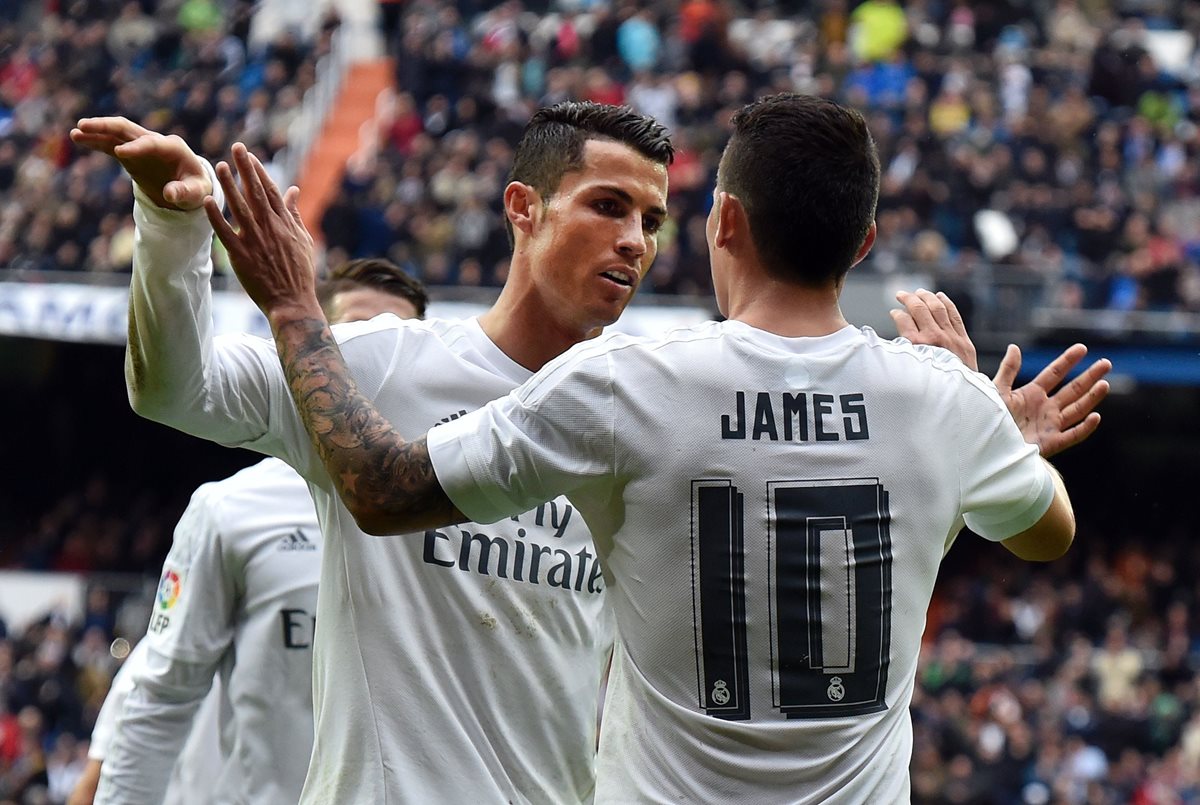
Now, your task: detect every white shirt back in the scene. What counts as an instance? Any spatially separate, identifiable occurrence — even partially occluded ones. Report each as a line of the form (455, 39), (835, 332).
(99, 458), (320, 805)
(428, 321), (1054, 803)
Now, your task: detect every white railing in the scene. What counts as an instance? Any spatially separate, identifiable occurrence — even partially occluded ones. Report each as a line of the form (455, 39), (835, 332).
(278, 20), (380, 186)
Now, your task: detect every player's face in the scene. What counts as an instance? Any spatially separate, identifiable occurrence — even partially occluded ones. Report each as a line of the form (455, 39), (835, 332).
(328, 288), (420, 324)
(526, 140), (668, 336)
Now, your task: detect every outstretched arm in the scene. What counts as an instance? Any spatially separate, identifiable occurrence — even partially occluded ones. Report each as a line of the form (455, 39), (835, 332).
(70, 118), (277, 449)
(204, 144), (464, 534)
(892, 289), (1111, 457)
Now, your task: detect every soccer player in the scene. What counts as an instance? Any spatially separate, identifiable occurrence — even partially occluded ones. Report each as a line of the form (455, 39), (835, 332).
(70, 104), (672, 803)
(211, 94), (1108, 801)
(84, 259), (426, 805)
(69, 639), (221, 805)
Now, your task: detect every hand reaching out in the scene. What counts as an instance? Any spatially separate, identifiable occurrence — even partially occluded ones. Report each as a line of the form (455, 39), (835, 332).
(891, 289), (978, 370)
(992, 343), (1111, 458)
(203, 143), (320, 325)
(70, 116), (211, 211)
(891, 288), (1111, 457)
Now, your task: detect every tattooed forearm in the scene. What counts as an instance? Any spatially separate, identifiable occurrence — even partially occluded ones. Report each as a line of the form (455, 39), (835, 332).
(272, 316), (464, 534)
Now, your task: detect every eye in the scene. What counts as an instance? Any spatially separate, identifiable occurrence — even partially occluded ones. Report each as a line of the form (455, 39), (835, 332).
(593, 199), (621, 216)
(644, 217), (664, 235)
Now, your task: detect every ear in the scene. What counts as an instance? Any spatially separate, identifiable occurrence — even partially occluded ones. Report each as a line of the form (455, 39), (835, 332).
(713, 191), (745, 250)
(849, 220), (877, 268)
(504, 182), (540, 238)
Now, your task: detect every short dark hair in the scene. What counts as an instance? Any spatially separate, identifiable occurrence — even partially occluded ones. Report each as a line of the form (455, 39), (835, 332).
(505, 101), (674, 244)
(719, 93), (880, 286)
(317, 258), (429, 319)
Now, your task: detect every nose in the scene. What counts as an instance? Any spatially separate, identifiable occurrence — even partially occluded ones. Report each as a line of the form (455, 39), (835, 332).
(615, 214), (647, 259)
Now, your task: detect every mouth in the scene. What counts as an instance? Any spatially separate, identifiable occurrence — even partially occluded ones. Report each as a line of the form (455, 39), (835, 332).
(599, 267), (637, 288)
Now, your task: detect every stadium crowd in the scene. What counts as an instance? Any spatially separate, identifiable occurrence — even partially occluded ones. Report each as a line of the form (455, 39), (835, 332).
(0, 0), (336, 278)
(0, 1), (1198, 308)
(2, 0), (1200, 802)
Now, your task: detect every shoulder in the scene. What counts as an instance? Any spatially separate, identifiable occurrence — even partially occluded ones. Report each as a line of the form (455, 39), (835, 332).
(329, 312), (436, 344)
(557, 320), (726, 368)
(858, 327), (1001, 401)
(515, 322), (724, 404)
(186, 458), (311, 531)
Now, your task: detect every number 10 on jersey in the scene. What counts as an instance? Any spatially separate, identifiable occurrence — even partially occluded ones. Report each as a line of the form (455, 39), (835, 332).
(690, 478), (893, 721)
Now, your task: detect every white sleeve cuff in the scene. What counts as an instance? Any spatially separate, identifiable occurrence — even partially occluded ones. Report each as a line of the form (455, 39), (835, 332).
(426, 416), (510, 525)
(964, 461), (1055, 541)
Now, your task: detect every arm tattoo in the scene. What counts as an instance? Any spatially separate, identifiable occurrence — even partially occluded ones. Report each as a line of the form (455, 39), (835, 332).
(273, 317), (462, 531)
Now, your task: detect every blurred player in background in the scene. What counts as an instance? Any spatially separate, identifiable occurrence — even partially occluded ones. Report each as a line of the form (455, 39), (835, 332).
(212, 93), (1110, 802)
(68, 639), (221, 805)
(69, 260), (425, 805)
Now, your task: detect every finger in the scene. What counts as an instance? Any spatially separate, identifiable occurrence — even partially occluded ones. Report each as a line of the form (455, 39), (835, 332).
(1050, 357), (1113, 408)
(1029, 343), (1088, 392)
(247, 152), (287, 216)
(112, 132), (170, 160)
(283, 186), (303, 226)
(899, 288), (939, 333)
(69, 130), (126, 153)
(890, 308), (919, 341)
(203, 195), (239, 252)
(936, 291), (968, 336)
(214, 160), (254, 231)
(283, 186), (314, 244)
(916, 288), (952, 329)
(231, 142), (270, 221)
(1043, 413), (1102, 458)
(992, 344), (1021, 393)
(73, 116), (151, 142)
(1060, 379), (1110, 425)
(162, 176), (211, 211)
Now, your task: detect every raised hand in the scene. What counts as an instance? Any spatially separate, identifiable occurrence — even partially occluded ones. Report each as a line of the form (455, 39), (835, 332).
(203, 142), (318, 322)
(70, 116), (211, 211)
(992, 343), (1111, 458)
(890, 288), (1111, 456)
(891, 289), (978, 370)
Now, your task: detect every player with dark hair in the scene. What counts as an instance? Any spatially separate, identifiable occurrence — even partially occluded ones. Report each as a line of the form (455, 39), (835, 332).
(316, 257), (428, 321)
(71, 102), (673, 803)
(79, 260), (425, 805)
(210, 93), (1109, 802)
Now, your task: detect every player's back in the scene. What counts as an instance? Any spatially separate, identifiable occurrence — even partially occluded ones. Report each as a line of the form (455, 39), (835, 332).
(568, 320), (1050, 802)
(202, 458), (322, 804)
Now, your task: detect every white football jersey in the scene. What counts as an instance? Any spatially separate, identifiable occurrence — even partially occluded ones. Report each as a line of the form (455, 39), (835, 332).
(90, 639), (223, 805)
(128, 185), (614, 803)
(427, 320), (1055, 803)
(98, 458), (320, 805)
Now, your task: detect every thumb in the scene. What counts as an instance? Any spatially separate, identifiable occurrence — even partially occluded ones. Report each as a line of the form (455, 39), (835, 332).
(163, 176), (211, 211)
(284, 186), (308, 231)
(992, 344), (1021, 392)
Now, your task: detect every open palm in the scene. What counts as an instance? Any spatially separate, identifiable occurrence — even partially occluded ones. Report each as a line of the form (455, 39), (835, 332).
(993, 343), (1111, 458)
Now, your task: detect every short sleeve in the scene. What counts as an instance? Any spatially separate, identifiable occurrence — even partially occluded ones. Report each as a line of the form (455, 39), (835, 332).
(427, 350), (615, 525)
(955, 379), (1055, 541)
(142, 487), (238, 664)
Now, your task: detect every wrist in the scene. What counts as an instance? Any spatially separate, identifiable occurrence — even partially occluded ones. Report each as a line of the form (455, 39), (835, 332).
(266, 298), (326, 334)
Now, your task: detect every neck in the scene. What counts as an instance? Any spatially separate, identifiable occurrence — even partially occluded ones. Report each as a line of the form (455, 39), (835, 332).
(479, 279), (599, 372)
(721, 274), (849, 337)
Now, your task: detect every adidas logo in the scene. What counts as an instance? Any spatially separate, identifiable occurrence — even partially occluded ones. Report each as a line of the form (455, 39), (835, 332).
(278, 530), (317, 551)
(434, 409), (470, 427)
